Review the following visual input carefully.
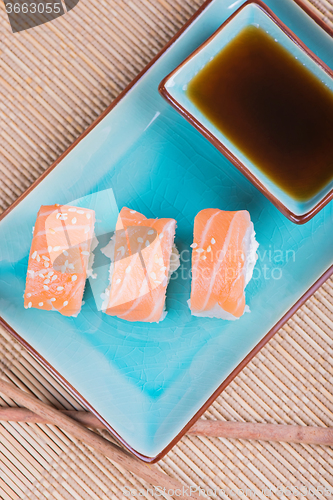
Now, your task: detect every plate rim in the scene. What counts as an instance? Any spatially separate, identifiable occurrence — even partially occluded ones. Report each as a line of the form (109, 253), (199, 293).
(0, 0), (333, 463)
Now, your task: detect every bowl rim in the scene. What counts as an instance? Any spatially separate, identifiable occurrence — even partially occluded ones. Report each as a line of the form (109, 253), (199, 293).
(158, 0), (333, 224)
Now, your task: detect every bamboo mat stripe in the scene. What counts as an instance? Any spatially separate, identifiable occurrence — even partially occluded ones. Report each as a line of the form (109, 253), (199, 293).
(0, 0), (333, 498)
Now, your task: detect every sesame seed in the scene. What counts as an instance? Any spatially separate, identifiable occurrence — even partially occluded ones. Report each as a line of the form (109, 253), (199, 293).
(48, 271), (54, 277)
(154, 280), (162, 285)
(57, 286), (64, 291)
(116, 278), (121, 284)
(160, 266), (167, 272)
(63, 250), (69, 256)
(150, 272), (156, 280)
(145, 240), (150, 247)
(125, 266), (131, 274)
(56, 213), (61, 219)
(24, 305), (28, 309)
(202, 255), (207, 260)
(71, 275), (77, 281)
(130, 210), (136, 213)
(159, 233), (164, 239)
(82, 251), (89, 256)
(44, 279), (50, 285)
(84, 227), (90, 233)
(39, 273), (44, 278)
(27, 293), (31, 298)
(241, 254), (245, 261)
(206, 246), (211, 252)
(117, 246), (125, 255)
(63, 301), (68, 307)
(77, 210), (84, 214)
(53, 246), (60, 252)
(158, 258), (164, 266)
(196, 248), (204, 253)
(36, 255), (40, 262)
(190, 243), (198, 249)
(43, 285), (49, 290)
(68, 264), (74, 270)
(48, 246), (52, 253)
(52, 275), (58, 281)
(28, 302), (32, 308)
(148, 229), (154, 235)
(50, 298), (56, 302)
(86, 213), (91, 219)
(68, 208), (76, 212)
(72, 217), (77, 224)
(42, 256), (50, 261)
(39, 302), (43, 307)
(27, 270), (35, 276)
(44, 262), (49, 268)
(137, 237), (143, 243)
(211, 238), (216, 244)
(32, 251), (37, 259)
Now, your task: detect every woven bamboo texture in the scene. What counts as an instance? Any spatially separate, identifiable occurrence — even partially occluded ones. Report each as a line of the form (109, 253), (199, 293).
(0, 0), (333, 498)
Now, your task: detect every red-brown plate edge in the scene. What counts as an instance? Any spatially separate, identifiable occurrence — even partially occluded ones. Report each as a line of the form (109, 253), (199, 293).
(0, 0), (332, 464)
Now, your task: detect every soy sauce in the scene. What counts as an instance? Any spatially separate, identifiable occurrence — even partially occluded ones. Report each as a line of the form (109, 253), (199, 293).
(187, 26), (333, 201)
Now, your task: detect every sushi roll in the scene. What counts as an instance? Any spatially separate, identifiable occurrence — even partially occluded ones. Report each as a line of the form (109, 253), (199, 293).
(102, 207), (179, 322)
(24, 205), (96, 317)
(188, 209), (258, 320)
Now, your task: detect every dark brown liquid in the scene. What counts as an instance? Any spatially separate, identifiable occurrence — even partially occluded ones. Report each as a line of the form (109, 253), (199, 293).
(187, 26), (333, 201)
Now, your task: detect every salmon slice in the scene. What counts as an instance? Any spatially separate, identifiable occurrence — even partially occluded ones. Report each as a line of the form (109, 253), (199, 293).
(103, 207), (178, 322)
(24, 205), (95, 317)
(189, 209), (258, 320)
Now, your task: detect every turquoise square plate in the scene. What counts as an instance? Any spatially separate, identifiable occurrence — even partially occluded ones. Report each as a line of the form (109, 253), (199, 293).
(159, 0), (333, 223)
(0, 0), (333, 462)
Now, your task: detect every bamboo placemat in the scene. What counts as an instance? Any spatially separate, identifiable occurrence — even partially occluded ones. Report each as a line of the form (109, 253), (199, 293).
(0, 0), (333, 498)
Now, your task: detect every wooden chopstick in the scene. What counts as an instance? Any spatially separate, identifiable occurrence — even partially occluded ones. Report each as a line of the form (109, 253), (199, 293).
(0, 407), (101, 427)
(189, 419), (333, 446)
(0, 379), (201, 500)
(1, 403), (333, 446)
